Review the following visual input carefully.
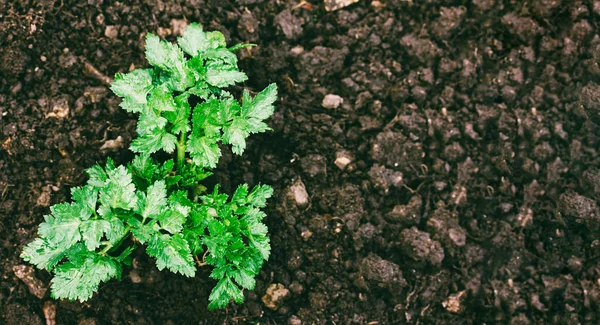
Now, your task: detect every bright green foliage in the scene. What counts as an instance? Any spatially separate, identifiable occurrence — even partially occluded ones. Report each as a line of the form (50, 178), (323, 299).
(199, 184), (273, 309)
(22, 23), (275, 310)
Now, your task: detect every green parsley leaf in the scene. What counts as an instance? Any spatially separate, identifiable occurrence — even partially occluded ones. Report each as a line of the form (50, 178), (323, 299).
(208, 276), (244, 309)
(145, 33), (193, 91)
(130, 128), (178, 154)
(205, 70), (248, 88)
(163, 94), (191, 135)
(110, 69), (154, 113)
(177, 23), (209, 56)
(99, 165), (138, 211)
(86, 165), (108, 188)
(39, 204), (82, 249)
(71, 186), (98, 220)
(136, 180), (167, 219)
(247, 184), (273, 208)
(147, 233), (195, 277)
(51, 253), (122, 302)
(222, 117), (249, 155)
(127, 217), (157, 245)
(242, 83), (278, 120)
(80, 219), (110, 251)
(21, 238), (67, 270)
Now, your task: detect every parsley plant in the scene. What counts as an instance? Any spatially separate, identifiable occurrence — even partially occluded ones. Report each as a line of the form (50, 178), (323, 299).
(21, 23), (276, 310)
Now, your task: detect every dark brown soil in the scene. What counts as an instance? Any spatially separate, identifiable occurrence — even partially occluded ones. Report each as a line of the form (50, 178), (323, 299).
(2, 0), (600, 324)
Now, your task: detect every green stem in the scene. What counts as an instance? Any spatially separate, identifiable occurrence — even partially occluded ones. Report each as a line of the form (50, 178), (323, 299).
(100, 225), (132, 256)
(176, 132), (187, 173)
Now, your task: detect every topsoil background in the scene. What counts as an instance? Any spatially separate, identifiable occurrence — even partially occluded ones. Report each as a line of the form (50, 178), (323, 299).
(3, 0), (600, 324)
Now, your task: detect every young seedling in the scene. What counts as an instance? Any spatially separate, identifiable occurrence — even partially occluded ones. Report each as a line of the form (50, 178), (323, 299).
(21, 23), (277, 310)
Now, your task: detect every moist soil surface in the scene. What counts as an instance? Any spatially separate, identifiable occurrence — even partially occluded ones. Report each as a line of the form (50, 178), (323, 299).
(3, 0), (600, 324)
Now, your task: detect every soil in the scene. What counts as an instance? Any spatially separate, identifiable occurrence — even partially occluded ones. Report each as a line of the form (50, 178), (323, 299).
(2, 0), (600, 324)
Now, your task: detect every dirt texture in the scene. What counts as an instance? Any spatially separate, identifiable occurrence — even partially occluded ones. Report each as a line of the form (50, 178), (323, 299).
(3, 0), (600, 324)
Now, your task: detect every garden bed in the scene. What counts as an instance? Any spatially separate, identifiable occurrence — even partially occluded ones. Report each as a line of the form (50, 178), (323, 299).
(2, 0), (600, 324)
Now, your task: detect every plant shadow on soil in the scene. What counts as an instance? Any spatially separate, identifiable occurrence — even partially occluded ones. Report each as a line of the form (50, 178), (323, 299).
(3, 0), (600, 324)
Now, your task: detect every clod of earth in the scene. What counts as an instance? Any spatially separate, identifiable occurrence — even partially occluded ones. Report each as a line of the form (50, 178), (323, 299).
(262, 283), (290, 310)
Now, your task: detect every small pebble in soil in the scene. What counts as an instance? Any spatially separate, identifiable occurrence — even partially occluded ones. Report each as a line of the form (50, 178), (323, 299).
(334, 150), (353, 170)
(442, 290), (467, 314)
(321, 94), (343, 109)
(324, 0), (359, 11)
(104, 25), (119, 39)
(170, 19), (188, 37)
(46, 96), (70, 119)
(99, 136), (124, 151)
(36, 186), (52, 207)
(286, 178), (309, 209)
(43, 301), (56, 325)
(12, 265), (47, 299)
(128, 270), (142, 284)
(262, 283), (290, 310)
(426, 205), (467, 256)
(288, 315), (302, 325)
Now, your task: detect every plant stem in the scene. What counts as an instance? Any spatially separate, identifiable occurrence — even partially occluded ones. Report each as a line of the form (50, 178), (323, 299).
(100, 225), (132, 256)
(176, 132), (187, 173)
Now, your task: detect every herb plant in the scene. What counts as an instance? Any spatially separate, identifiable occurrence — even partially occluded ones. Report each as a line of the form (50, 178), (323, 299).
(21, 23), (277, 310)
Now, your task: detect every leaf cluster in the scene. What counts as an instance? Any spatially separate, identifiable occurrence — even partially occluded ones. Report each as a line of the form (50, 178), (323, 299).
(110, 23), (276, 168)
(22, 23), (276, 309)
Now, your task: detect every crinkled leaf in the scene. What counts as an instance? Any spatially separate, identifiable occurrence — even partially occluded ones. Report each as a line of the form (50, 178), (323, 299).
(247, 185), (273, 208)
(147, 234), (195, 277)
(130, 153), (158, 182)
(138, 180), (167, 219)
(158, 210), (186, 234)
(51, 254), (121, 302)
(106, 215), (126, 245)
(192, 98), (222, 138)
(242, 83), (277, 120)
(136, 108), (167, 136)
(231, 184), (249, 205)
(145, 33), (185, 72)
(232, 268), (256, 290)
(110, 69), (154, 113)
(130, 128), (177, 154)
(99, 166), (138, 211)
(39, 204), (81, 249)
(206, 70), (247, 88)
(148, 85), (177, 112)
(188, 136), (221, 168)
(208, 277), (243, 310)
(21, 238), (67, 271)
(164, 94), (191, 135)
(127, 217), (157, 245)
(80, 219), (110, 251)
(86, 165), (108, 188)
(71, 186), (98, 220)
(249, 236), (270, 260)
(158, 191), (191, 233)
(222, 117), (249, 155)
(177, 23), (209, 56)
(249, 222), (268, 237)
